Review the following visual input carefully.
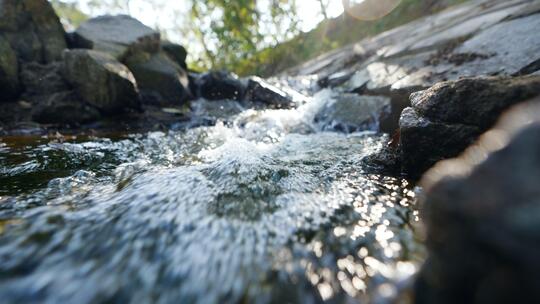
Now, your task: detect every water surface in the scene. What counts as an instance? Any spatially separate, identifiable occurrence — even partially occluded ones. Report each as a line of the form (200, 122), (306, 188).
(0, 87), (422, 303)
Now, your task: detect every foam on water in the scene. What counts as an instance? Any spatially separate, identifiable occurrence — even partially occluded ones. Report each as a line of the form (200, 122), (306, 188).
(0, 85), (422, 303)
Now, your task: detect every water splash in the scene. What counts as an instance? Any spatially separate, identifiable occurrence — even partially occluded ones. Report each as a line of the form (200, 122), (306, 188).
(0, 81), (420, 303)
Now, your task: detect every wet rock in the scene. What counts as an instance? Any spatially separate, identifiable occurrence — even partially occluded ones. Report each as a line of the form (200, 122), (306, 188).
(190, 99), (244, 125)
(0, 0), (67, 63)
(31, 91), (101, 125)
(72, 15), (160, 60)
(161, 41), (187, 70)
(399, 107), (482, 179)
(0, 35), (19, 101)
(125, 52), (191, 106)
(416, 100), (540, 304)
(400, 75), (540, 178)
(20, 62), (69, 100)
(62, 49), (140, 114)
(412, 76), (540, 129)
(244, 76), (292, 108)
(314, 93), (391, 133)
(195, 70), (245, 101)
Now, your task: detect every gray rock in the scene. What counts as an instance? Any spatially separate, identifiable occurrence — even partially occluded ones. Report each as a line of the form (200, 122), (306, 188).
(314, 93), (391, 133)
(195, 71), (245, 101)
(0, 35), (19, 100)
(62, 49), (140, 114)
(73, 15), (160, 60)
(125, 52), (191, 106)
(455, 13), (540, 76)
(244, 76), (292, 108)
(399, 76), (540, 178)
(32, 91), (101, 125)
(161, 41), (187, 70)
(0, 0), (67, 63)
(399, 107), (482, 179)
(411, 76), (540, 129)
(20, 62), (69, 100)
(416, 100), (540, 304)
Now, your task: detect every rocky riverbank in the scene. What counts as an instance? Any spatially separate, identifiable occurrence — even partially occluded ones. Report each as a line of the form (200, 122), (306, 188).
(0, 0), (296, 135)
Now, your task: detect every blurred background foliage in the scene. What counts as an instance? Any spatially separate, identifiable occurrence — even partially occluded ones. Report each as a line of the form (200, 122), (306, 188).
(50, 0), (468, 76)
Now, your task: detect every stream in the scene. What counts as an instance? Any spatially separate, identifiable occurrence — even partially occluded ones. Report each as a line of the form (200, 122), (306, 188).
(0, 81), (423, 303)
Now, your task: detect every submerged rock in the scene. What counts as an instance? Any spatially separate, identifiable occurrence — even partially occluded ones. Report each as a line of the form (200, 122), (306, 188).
(72, 15), (160, 60)
(194, 70), (246, 101)
(125, 52), (191, 106)
(0, 0), (66, 63)
(0, 36), (19, 101)
(416, 100), (540, 304)
(399, 75), (540, 178)
(314, 92), (391, 133)
(62, 49), (140, 114)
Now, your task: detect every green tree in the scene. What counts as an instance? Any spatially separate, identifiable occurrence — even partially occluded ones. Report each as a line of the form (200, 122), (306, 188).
(189, 0), (300, 70)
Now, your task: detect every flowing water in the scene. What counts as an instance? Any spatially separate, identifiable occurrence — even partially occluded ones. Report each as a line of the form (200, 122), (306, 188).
(0, 82), (423, 304)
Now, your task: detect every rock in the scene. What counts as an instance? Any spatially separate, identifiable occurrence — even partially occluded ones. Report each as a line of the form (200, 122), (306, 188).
(455, 13), (540, 76)
(161, 41), (187, 70)
(399, 107), (482, 179)
(20, 62), (69, 100)
(190, 99), (245, 125)
(416, 100), (540, 304)
(0, 35), (19, 100)
(0, 0), (67, 63)
(195, 71), (245, 101)
(31, 91), (101, 125)
(314, 92), (391, 132)
(62, 49), (140, 114)
(125, 52), (191, 106)
(244, 76), (292, 108)
(399, 75), (540, 178)
(412, 76), (540, 129)
(73, 15), (160, 60)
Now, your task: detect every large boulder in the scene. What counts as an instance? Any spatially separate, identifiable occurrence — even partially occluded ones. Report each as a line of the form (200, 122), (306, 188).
(0, 35), (19, 100)
(125, 52), (191, 105)
(62, 49), (140, 114)
(399, 75), (540, 178)
(0, 0), (67, 63)
(416, 100), (540, 304)
(73, 15), (160, 61)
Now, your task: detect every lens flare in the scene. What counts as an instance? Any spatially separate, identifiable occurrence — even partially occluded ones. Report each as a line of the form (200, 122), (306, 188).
(342, 0), (402, 21)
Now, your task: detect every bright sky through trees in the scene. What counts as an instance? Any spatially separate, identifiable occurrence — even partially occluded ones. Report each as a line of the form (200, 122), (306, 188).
(68, 0), (344, 33)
